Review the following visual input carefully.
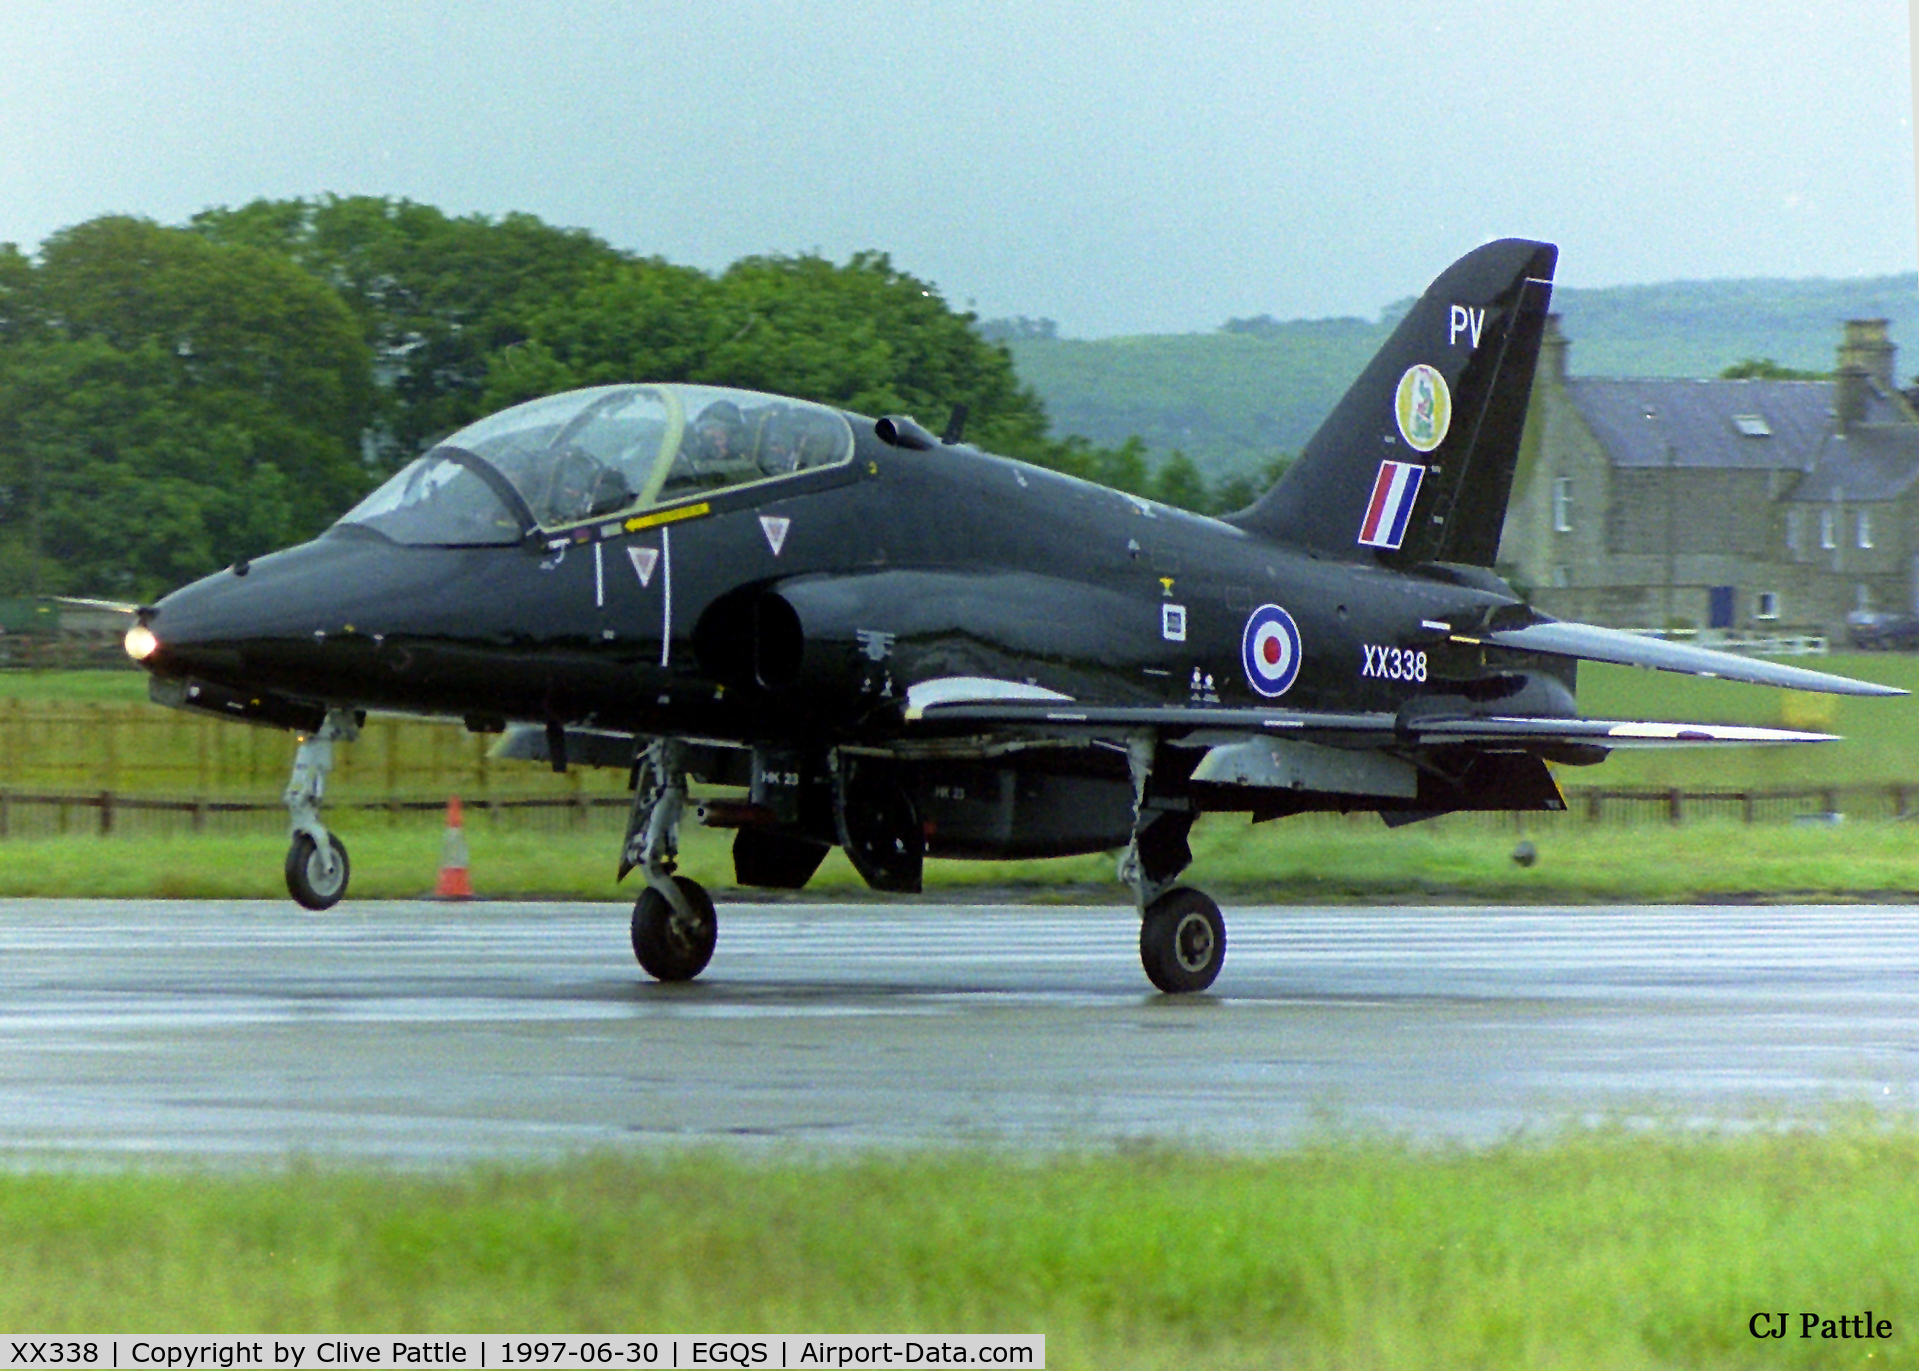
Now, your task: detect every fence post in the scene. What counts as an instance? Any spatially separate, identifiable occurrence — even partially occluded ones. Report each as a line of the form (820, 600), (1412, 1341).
(384, 719), (401, 798)
(98, 789), (113, 837)
(0, 790), (10, 840)
(1667, 787), (1683, 825)
(1742, 792), (1755, 825)
(100, 705), (118, 791)
(1895, 784), (1910, 819)
(1587, 789), (1602, 823)
(1822, 787), (1838, 817)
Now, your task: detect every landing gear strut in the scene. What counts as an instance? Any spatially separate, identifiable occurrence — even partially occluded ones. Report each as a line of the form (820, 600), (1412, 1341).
(1120, 737), (1223, 993)
(283, 708), (358, 910)
(620, 738), (716, 981)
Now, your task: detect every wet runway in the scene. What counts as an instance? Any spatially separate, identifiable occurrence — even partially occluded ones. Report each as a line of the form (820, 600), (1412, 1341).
(3, 898), (1918, 1161)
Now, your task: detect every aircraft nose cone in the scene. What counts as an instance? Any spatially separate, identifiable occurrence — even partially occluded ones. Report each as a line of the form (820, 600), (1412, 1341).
(137, 535), (374, 687)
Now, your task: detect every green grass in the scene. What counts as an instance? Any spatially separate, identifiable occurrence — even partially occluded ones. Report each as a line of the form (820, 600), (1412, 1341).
(1574, 655), (1919, 787)
(0, 666), (152, 702)
(0, 812), (1914, 902)
(4, 1128), (1918, 1366)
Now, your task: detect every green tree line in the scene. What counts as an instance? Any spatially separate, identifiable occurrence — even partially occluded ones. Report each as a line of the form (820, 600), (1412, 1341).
(0, 197), (1267, 601)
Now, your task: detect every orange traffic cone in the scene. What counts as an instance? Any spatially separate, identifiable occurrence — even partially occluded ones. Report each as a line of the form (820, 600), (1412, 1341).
(436, 795), (474, 899)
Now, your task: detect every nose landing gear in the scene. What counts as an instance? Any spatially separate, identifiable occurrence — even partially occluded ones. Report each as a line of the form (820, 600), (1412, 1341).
(282, 708), (359, 910)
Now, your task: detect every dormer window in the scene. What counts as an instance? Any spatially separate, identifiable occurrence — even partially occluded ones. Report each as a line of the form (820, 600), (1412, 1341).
(1732, 414), (1771, 437)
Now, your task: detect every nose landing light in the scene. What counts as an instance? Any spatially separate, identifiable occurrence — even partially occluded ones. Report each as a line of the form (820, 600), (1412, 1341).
(124, 625), (159, 662)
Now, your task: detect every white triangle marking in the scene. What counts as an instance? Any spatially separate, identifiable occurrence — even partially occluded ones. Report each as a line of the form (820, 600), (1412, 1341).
(627, 545), (659, 587)
(760, 515), (791, 556)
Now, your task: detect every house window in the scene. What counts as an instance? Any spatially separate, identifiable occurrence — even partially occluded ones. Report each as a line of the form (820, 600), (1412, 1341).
(1552, 477), (1573, 533)
(1756, 591), (1780, 620)
(1820, 509), (1836, 550)
(1786, 509), (1800, 553)
(1858, 511), (1874, 549)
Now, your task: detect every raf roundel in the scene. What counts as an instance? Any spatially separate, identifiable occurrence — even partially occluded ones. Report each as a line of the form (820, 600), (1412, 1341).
(1241, 604), (1303, 698)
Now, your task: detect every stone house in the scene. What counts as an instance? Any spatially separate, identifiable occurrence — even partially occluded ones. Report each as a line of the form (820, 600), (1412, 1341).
(1499, 317), (1919, 641)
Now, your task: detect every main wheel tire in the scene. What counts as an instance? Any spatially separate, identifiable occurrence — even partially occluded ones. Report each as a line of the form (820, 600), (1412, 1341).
(631, 876), (718, 982)
(1139, 887), (1226, 993)
(286, 832), (350, 910)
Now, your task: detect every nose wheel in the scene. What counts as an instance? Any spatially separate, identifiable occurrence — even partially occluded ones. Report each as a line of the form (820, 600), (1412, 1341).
(286, 831), (351, 910)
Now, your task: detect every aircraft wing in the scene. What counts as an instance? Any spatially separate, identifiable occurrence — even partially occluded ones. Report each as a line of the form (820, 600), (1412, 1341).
(1476, 620), (1904, 697)
(901, 685), (1837, 748)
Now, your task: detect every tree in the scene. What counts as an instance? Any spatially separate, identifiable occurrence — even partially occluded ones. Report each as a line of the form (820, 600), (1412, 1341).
(0, 216), (372, 597)
(193, 196), (626, 460)
(1150, 451), (1207, 512)
(1720, 357), (1827, 381)
(481, 257), (722, 410)
(485, 250), (1056, 460)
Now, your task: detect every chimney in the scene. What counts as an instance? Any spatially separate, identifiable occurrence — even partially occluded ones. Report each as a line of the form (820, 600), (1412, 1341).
(1539, 313), (1569, 383)
(1835, 363), (1870, 433)
(1838, 319), (1895, 392)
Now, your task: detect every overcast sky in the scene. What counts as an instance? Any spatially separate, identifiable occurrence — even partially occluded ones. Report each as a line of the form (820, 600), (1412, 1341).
(0, 1), (1912, 336)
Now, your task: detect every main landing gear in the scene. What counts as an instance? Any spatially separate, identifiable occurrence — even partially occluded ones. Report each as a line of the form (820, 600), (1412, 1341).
(283, 708), (359, 910)
(620, 739), (716, 982)
(1122, 738), (1224, 993)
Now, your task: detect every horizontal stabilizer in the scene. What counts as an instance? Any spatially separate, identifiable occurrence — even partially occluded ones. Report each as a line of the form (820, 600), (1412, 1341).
(1482, 621), (1904, 697)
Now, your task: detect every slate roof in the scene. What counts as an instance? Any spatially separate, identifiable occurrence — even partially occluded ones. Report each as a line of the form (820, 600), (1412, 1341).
(1564, 378), (1836, 471)
(1563, 373), (1919, 504)
(1786, 425), (1919, 503)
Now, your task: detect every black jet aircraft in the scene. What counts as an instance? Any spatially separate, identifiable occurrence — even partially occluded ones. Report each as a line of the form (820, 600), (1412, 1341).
(126, 238), (1902, 993)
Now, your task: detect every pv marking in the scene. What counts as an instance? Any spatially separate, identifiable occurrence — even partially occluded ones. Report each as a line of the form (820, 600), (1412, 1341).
(1241, 604), (1302, 697)
(1358, 459), (1425, 550)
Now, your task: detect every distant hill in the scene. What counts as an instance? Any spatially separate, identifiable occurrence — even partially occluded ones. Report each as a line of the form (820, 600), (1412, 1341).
(1002, 273), (1919, 483)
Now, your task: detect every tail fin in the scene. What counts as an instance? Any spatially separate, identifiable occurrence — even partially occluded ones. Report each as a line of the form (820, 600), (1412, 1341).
(1228, 238), (1556, 568)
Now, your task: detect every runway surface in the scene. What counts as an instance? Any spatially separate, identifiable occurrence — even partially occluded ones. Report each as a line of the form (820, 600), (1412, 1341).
(3, 898), (1918, 1161)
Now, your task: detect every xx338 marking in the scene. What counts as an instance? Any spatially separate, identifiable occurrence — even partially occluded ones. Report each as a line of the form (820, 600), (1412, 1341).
(1361, 644), (1427, 682)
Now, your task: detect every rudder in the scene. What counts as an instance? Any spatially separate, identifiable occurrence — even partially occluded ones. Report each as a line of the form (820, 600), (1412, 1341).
(1228, 238), (1557, 568)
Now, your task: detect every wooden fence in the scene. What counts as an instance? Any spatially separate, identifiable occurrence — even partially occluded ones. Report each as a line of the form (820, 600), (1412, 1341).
(0, 790), (635, 840)
(0, 783), (1909, 842)
(0, 702), (625, 798)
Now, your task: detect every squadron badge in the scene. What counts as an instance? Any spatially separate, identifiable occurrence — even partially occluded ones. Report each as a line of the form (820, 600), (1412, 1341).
(1394, 363), (1451, 453)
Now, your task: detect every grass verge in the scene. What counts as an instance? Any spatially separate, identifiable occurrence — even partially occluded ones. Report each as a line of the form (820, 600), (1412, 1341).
(0, 814), (1912, 902)
(4, 1126), (1916, 1366)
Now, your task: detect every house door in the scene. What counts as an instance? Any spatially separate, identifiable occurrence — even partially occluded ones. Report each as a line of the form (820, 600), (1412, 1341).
(1708, 585), (1735, 629)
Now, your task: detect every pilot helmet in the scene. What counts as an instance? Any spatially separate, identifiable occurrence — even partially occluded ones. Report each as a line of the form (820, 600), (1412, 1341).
(691, 401), (747, 462)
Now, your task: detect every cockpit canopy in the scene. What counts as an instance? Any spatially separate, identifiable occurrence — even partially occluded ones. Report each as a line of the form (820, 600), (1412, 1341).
(337, 384), (857, 546)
